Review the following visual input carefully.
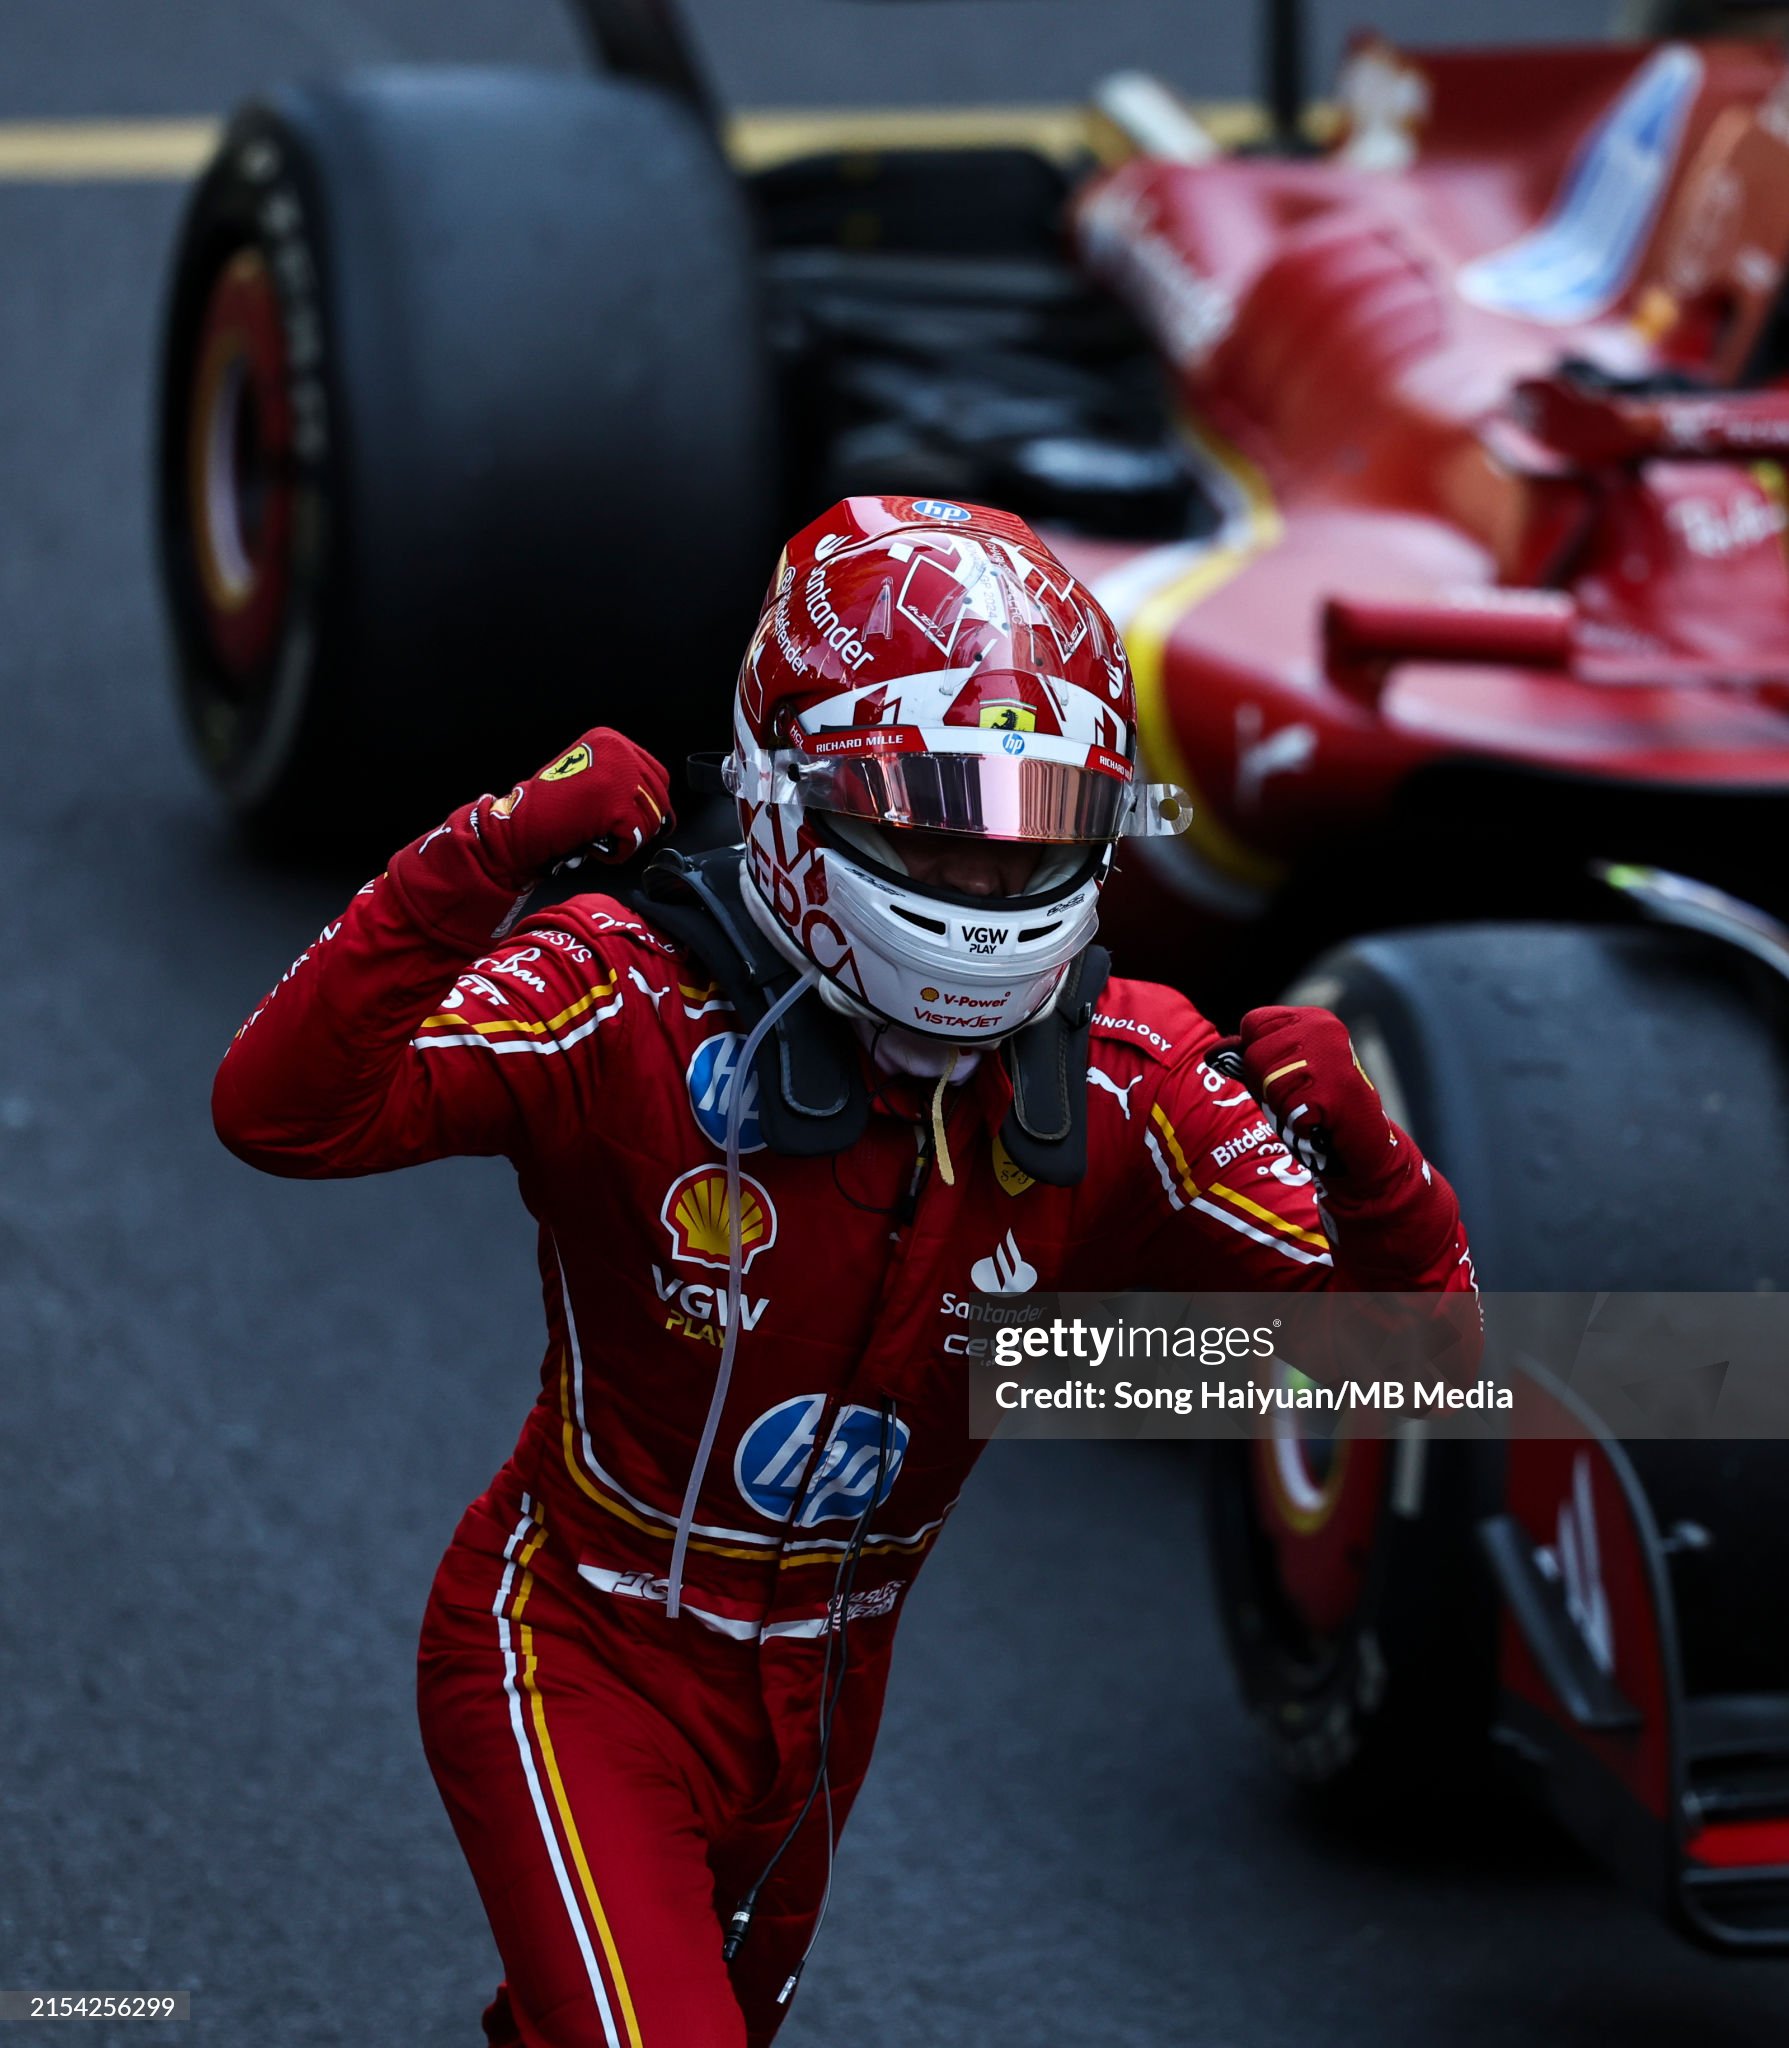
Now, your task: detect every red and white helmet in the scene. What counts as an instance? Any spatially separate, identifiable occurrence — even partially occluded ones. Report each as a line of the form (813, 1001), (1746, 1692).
(727, 495), (1187, 1044)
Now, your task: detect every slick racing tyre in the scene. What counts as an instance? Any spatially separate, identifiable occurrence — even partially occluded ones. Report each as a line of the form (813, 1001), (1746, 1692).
(1285, 923), (1789, 1292)
(1206, 1391), (1498, 1811)
(1207, 922), (1789, 1807)
(156, 69), (776, 848)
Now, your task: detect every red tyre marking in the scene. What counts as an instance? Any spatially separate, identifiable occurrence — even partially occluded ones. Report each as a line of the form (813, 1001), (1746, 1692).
(1249, 1427), (1389, 1638)
(186, 247), (295, 680)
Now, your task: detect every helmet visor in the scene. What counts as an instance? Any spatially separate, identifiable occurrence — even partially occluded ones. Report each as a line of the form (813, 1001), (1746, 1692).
(726, 733), (1189, 843)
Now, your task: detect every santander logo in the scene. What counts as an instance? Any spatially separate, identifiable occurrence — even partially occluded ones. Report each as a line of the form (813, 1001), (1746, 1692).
(971, 1230), (1037, 1294)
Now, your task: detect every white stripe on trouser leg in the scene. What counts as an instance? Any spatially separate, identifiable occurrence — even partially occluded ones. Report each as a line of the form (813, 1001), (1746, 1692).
(492, 1500), (623, 2048)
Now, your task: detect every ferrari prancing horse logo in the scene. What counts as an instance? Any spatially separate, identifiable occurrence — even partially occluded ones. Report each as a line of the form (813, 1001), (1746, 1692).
(978, 704), (1037, 732)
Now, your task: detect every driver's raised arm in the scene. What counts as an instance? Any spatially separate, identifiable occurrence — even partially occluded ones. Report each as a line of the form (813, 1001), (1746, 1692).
(211, 729), (671, 1176)
(1123, 1005), (1477, 1297)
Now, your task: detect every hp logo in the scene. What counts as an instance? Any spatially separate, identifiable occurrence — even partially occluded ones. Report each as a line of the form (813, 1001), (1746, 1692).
(734, 1397), (910, 1527)
(686, 1034), (764, 1153)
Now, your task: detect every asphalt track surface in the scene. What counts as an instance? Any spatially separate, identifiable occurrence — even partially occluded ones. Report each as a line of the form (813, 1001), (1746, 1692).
(0, 1), (1643, 117)
(3, 4), (1788, 2046)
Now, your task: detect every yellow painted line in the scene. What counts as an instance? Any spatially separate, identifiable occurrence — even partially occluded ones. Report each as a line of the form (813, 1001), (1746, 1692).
(729, 98), (1314, 167)
(728, 102), (1099, 168)
(0, 118), (221, 179)
(0, 99), (1323, 181)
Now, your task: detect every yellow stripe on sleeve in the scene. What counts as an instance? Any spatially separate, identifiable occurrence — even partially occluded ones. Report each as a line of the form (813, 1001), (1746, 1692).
(1207, 1180), (1331, 1249)
(1149, 1101), (1201, 1202)
(420, 972), (619, 1037)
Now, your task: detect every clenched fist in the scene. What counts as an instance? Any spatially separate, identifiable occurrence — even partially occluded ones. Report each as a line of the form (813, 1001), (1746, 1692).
(1235, 1005), (1402, 1191)
(474, 728), (674, 888)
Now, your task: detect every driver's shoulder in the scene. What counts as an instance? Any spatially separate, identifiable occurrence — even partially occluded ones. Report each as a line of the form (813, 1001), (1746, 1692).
(508, 893), (736, 1047)
(1087, 974), (1217, 1077)
(521, 891), (689, 970)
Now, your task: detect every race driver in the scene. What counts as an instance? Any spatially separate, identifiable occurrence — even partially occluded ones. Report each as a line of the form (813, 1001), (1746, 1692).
(212, 495), (1476, 2048)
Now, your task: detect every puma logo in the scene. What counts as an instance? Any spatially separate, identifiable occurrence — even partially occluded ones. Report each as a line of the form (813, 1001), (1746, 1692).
(1089, 1067), (1141, 1119)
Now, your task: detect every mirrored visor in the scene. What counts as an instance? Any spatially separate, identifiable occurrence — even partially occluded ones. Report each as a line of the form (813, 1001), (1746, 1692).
(725, 741), (1190, 842)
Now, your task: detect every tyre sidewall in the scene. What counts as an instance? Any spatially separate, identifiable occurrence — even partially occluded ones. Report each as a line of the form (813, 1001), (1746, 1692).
(157, 105), (342, 818)
(157, 72), (777, 844)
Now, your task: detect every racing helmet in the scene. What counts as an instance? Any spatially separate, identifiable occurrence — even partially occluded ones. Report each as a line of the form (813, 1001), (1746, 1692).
(727, 495), (1187, 1044)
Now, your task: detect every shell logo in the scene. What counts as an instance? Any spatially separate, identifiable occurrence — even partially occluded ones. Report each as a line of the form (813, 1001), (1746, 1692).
(920, 986), (940, 1002)
(661, 1166), (778, 1273)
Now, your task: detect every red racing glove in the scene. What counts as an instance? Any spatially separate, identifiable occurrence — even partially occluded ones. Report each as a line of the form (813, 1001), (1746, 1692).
(382, 728), (674, 949)
(473, 728), (674, 889)
(1233, 1006), (1478, 1326)
(1235, 1004), (1405, 1197)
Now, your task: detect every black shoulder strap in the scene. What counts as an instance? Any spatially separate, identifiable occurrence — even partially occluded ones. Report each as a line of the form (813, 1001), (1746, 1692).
(635, 846), (1108, 1183)
(634, 848), (869, 1155)
(998, 944), (1111, 1186)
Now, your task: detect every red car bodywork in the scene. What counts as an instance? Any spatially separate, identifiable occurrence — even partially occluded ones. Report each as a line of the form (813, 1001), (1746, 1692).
(1048, 38), (1789, 925)
(1052, 38), (1789, 1948)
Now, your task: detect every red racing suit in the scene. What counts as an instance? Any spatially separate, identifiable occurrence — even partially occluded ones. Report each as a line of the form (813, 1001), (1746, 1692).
(213, 810), (1474, 2048)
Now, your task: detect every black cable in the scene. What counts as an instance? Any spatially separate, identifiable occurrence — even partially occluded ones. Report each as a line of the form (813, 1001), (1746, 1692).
(827, 1027), (939, 1218)
(725, 1407), (881, 1941)
(830, 1117), (933, 1220)
(722, 1399), (895, 1965)
(828, 1148), (903, 1218)
(861, 1026), (922, 1119)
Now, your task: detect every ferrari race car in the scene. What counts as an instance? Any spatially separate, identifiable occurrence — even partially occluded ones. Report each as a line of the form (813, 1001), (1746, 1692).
(154, 0), (1789, 1953)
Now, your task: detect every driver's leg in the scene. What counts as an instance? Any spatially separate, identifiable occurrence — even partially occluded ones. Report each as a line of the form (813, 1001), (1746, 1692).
(419, 1499), (749, 2048)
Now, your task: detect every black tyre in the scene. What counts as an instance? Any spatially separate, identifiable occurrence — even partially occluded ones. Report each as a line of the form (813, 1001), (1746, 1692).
(1289, 924), (1789, 1292)
(1207, 1403), (1500, 1811)
(156, 69), (776, 848)
(1209, 923), (1789, 1802)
